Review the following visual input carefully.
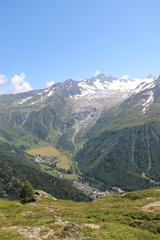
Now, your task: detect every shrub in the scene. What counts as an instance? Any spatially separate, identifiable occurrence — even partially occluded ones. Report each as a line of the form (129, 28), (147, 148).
(19, 181), (35, 203)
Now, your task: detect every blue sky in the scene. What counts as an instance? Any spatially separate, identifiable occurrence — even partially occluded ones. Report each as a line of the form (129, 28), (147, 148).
(0, 0), (160, 93)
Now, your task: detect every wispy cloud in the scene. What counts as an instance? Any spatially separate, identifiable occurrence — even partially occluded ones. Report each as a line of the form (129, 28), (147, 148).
(46, 81), (55, 87)
(0, 74), (7, 85)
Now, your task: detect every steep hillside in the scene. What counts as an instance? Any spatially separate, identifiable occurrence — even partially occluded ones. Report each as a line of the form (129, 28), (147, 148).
(0, 141), (91, 201)
(76, 122), (160, 191)
(76, 77), (160, 191)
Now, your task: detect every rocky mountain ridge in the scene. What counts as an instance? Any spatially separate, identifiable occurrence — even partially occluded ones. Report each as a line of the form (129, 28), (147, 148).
(0, 73), (156, 152)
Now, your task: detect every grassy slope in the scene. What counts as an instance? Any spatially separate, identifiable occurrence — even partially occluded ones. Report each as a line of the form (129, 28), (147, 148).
(0, 122), (37, 149)
(27, 142), (73, 171)
(1, 188), (160, 239)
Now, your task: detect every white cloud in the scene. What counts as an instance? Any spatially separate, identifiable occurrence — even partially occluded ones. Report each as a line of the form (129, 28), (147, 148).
(0, 74), (7, 85)
(46, 81), (55, 87)
(11, 73), (33, 93)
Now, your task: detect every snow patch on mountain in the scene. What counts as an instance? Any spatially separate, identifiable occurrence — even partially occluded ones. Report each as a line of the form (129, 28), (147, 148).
(48, 90), (53, 97)
(75, 82), (97, 98)
(130, 77), (155, 95)
(30, 94), (49, 105)
(142, 91), (154, 113)
(75, 76), (155, 100)
(17, 96), (33, 104)
(107, 79), (138, 91)
(93, 79), (108, 90)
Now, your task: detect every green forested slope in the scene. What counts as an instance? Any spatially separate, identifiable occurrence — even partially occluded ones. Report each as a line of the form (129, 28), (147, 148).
(76, 122), (160, 191)
(0, 141), (91, 201)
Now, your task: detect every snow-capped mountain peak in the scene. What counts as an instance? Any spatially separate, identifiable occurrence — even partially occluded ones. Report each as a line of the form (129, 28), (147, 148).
(9, 73), (157, 110)
(129, 76), (155, 96)
(73, 74), (156, 99)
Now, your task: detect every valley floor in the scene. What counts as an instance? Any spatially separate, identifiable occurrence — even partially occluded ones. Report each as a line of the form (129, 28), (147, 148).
(1, 188), (160, 239)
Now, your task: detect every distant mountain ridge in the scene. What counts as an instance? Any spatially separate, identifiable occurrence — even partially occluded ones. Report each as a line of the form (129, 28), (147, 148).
(0, 73), (156, 152)
(1, 73), (160, 192)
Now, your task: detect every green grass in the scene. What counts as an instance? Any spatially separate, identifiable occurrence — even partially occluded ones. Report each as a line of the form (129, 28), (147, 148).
(27, 142), (73, 171)
(40, 164), (78, 180)
(0, 232), (24, 240)
(1, 188), (160, 239)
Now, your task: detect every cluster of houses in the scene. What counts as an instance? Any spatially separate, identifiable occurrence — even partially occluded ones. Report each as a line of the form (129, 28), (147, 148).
(73, 180), (110, 199)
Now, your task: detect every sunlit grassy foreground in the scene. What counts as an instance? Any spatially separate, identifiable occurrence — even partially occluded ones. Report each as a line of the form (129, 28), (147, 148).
(1, 188), (160, 239)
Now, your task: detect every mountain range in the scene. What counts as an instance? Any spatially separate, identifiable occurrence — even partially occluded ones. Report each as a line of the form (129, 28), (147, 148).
(0, 72), (160, 194)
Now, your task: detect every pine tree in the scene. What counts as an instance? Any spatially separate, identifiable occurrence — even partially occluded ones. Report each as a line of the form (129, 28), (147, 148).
(20, 181), (35, 203)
